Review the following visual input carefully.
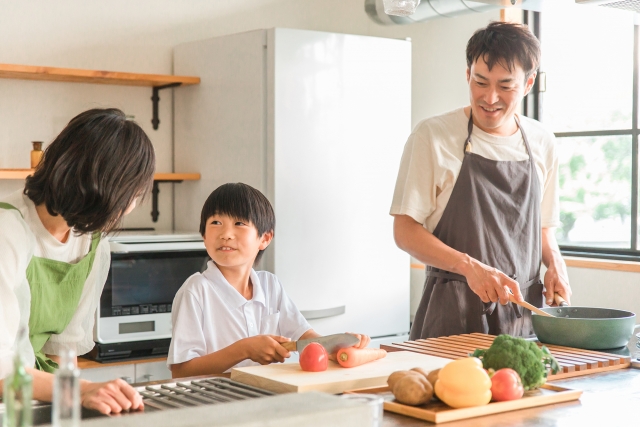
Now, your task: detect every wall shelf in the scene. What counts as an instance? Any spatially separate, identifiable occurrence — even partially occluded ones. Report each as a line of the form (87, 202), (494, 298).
(0, 169), (200, 223)
(0, 63), (201, 129)
(0, 63), (200, 87)
(0, 169), (200, 181)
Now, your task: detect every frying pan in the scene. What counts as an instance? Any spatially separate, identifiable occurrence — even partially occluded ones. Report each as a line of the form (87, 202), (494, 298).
(530, 295), (637, 350)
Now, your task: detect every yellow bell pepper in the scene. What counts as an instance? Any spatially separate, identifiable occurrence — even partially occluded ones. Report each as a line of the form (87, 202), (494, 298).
(434, 357), (492, 408)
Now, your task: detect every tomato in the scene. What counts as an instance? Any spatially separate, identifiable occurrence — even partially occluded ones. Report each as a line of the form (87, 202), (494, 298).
(490, 368), (524, 401)
(299, 342), (328, 372)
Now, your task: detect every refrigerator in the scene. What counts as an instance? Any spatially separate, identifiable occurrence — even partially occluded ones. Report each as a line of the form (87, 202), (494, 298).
(173, 28), (411, 347)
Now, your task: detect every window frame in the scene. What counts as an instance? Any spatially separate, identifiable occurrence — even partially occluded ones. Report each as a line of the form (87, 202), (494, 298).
(527, 10), (640, 261)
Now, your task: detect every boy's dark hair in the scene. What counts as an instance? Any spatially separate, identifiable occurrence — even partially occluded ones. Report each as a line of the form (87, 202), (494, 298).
(466, 21), (540, 80)
(24, 108), (155, 234)
(200, 183), (275, 263)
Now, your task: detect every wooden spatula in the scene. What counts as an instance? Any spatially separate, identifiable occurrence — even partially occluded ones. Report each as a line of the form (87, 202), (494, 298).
(508, 294), (554, 317)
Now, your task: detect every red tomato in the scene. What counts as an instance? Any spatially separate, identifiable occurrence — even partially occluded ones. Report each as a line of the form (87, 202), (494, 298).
(299, 342), (328, 372)
(490, 368), (524, 401)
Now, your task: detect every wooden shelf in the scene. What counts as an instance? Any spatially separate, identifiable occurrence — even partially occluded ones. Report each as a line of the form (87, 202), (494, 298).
(0, 63), (200, 87)
(0, 169), (200, 181)
(153, 173), (200, 182)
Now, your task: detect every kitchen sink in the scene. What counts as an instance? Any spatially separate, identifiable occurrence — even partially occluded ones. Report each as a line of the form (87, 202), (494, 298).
(0, 403), (106, 426)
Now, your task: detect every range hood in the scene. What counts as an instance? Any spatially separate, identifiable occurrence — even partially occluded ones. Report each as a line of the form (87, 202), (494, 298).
(365, 0), (637, 25)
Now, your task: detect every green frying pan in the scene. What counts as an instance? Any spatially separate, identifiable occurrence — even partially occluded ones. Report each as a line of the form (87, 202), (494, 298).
(531, 295), (637, 350)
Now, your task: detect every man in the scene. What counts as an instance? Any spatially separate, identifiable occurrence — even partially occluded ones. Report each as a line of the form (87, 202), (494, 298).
(391, 21), (571, 339)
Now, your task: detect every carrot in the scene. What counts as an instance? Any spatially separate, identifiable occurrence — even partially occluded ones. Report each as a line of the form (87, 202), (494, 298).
(336, 348), (387, 368)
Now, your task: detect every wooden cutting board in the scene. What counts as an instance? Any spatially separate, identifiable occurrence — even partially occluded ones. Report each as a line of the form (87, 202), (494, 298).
(381, 333), (631, 380)
(230, 351), (450, 394)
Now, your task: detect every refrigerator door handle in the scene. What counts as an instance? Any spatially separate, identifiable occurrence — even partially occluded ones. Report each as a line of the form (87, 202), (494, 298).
(300, 305), (346, 320)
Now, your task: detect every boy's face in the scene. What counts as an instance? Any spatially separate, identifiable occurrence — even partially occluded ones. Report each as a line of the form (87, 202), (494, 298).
(202, 214), (273, 271)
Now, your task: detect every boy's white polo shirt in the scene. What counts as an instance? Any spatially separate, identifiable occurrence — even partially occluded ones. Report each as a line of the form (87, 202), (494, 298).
(167, 261), (311, 371)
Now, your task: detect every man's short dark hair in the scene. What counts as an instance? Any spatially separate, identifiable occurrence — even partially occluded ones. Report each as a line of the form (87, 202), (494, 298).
(24, 108), (155, 234)
(466, 21), (541, 79)
(200, 183), (275, 263)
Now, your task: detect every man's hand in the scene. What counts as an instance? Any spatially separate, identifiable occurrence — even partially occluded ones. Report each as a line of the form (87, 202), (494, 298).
(80, 378), (143, 414)
(243, 335), (291, 365)
(543, 262), (571, 306)
(456, 256), (522, 305)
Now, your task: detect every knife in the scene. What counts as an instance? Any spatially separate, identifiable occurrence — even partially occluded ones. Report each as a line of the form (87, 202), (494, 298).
(281, 333), (360, 353)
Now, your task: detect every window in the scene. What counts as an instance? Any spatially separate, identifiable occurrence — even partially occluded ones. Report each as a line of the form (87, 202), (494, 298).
(533, 3), (639, 259)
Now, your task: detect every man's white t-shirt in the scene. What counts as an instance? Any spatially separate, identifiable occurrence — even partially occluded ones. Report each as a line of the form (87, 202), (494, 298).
(0, 190), (110, 378)
(390, 107), (561, 232)
(167, 261), (312, 372)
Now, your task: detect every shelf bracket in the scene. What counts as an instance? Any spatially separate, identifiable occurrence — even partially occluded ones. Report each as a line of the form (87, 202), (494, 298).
(151, 179), (183, 223)
(151, 83), (181, 130)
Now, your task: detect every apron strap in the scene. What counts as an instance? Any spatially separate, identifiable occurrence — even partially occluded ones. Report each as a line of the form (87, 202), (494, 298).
(463, 111), (474, 154)
(0, 202), (24, 218)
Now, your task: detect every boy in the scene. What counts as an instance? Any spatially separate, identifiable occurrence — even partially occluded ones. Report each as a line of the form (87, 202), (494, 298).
(168, 183), (369, 377)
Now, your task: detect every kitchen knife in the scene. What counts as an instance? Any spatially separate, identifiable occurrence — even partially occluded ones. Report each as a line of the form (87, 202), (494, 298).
(281, 333), (360, 353)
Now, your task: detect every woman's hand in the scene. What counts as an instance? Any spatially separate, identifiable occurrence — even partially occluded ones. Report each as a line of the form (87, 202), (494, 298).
(80, 379), (143, 414)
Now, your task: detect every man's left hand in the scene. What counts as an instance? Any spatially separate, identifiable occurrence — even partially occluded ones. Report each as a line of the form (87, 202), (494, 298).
(543, 262), (571, 306)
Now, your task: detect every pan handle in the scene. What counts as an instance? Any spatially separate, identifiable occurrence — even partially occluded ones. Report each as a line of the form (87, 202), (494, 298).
(553, 293), (569, 307)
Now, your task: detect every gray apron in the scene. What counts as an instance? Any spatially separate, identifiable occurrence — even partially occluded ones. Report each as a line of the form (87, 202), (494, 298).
(409, 112), (543, 339)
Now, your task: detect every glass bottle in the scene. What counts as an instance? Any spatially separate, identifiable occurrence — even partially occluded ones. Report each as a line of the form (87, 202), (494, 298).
(30, 142), (43, 169)
(2, 328), (33, 427)
(52, 349), (80, 427)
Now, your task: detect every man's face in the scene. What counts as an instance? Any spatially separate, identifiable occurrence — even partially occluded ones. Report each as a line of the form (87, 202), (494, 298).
(466, 57), (536, 136)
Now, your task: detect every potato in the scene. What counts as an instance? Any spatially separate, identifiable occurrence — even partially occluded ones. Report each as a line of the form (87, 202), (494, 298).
(387, 370), (421, 390)
(392, 375), (434, 406)
(410, 367), (430, 380)
(426, 368), (440, 388)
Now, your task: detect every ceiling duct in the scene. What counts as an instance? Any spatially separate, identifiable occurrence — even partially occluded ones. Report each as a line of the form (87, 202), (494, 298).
(575, 0), (640, 12)
(365, 0), (501, 25)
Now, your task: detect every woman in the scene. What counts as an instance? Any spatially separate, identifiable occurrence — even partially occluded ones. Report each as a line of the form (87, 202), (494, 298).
(0, 108), (155, 413)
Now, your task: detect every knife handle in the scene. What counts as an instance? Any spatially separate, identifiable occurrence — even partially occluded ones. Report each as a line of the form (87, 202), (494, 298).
(281, 341), (297, 351)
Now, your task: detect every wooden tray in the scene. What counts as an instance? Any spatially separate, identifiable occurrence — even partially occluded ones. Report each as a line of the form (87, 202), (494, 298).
(345, 383), (582, 424)
(381, 333), (631, 380)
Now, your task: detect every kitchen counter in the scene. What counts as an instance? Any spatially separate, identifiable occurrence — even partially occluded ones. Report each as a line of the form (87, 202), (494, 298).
(381, 368), (638, 426)
(4, 369), (637, 426)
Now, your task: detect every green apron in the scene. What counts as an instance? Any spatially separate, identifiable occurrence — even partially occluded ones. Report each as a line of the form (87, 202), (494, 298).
(0, 202), (100, 373)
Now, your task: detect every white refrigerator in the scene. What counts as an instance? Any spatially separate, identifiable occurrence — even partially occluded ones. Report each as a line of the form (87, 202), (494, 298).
(173, 28), (411, 347)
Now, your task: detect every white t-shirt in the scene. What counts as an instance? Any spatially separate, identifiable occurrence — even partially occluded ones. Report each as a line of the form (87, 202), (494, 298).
(0, 190), (110, 378)
(167, 261), (312, 372)
(390, 107), (561, 232)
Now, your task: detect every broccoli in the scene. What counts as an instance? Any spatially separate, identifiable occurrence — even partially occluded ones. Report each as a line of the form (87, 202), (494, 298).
(471, 334), (560, 390)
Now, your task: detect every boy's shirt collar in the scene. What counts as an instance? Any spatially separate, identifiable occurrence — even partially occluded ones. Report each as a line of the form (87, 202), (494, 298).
(203, 261), (266, 308)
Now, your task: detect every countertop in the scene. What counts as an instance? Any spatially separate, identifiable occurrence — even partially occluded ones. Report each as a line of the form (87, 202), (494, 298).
(381, 368), (638, 426)
(5, 367), (636, 426)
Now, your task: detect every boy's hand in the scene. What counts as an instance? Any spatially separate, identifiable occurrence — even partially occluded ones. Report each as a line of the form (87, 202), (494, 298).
(347, 332), (371, 349)
(244, 335), (291, 365)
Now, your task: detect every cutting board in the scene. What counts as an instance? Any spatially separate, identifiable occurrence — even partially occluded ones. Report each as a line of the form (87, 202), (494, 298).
(230, 351), (450, 394)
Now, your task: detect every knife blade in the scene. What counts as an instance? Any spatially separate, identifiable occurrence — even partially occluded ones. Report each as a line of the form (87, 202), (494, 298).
(281, 333), (360, 353)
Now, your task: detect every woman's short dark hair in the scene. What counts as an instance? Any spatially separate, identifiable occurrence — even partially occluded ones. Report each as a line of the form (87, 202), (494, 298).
(466, 21), (540, 80)
(200, 183), (275, 263)
(24, 108), (155, 234)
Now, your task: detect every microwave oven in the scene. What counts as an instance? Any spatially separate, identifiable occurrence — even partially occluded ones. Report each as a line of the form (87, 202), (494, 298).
(90, 232), (208, 361)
